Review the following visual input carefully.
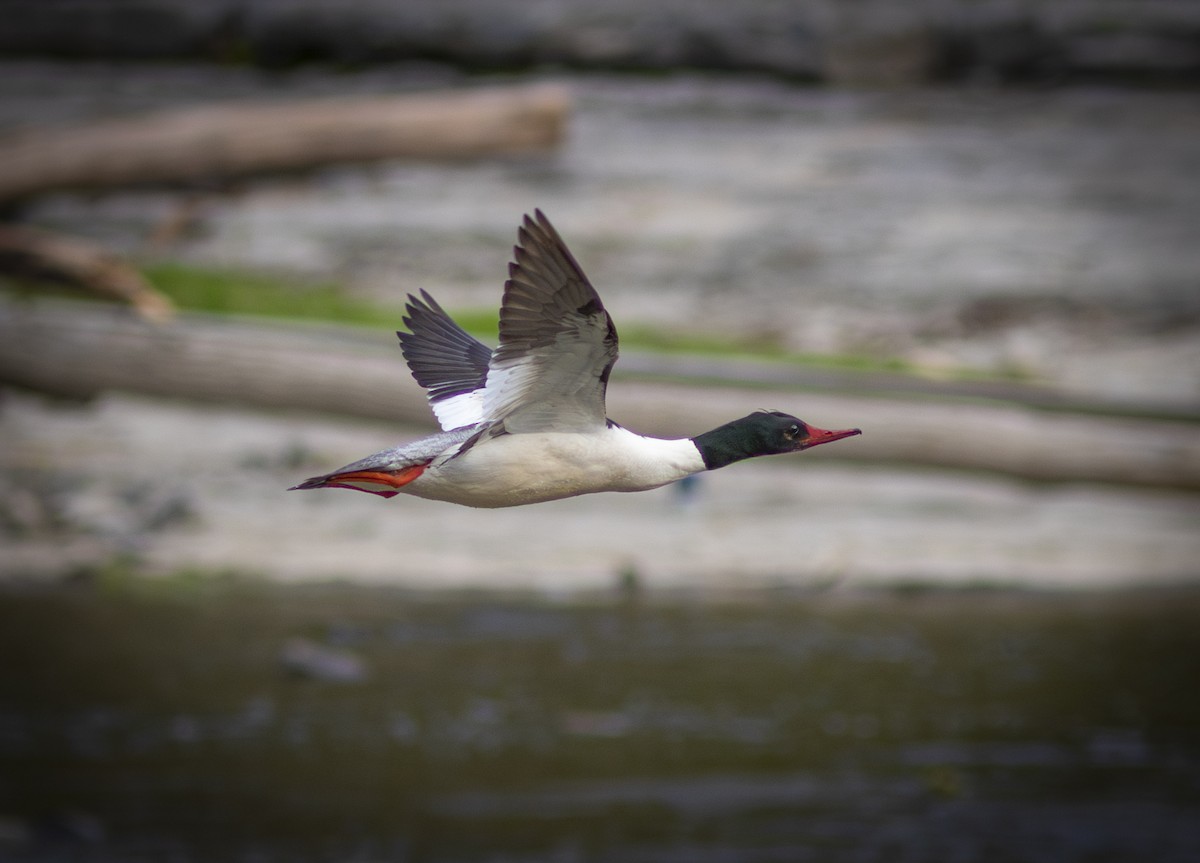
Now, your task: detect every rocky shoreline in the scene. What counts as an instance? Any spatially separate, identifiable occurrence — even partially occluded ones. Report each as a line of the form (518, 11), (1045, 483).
(2, 0), (1198, 85)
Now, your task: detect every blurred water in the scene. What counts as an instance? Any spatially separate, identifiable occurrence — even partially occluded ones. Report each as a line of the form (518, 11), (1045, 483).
(1, 582), (1198, 862)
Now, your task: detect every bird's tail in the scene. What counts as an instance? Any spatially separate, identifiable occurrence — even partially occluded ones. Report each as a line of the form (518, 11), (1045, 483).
(288, 464), (427, 499)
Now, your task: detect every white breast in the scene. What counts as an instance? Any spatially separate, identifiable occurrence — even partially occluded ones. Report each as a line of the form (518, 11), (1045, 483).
(405, 425), (706, 508)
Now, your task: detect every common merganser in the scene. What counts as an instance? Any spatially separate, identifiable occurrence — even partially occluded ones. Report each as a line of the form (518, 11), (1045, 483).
(290, 211), (861, 508)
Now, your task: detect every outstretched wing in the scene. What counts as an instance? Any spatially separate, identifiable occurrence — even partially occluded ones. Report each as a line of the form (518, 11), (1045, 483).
(482, 210), (619, 433)
(397, 289), (493, 430)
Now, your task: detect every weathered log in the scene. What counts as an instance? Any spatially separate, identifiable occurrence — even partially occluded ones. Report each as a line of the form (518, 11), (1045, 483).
(1, 298), (1197, 490)
(0, 226), (173, 321)
(0, 83), (569, 202)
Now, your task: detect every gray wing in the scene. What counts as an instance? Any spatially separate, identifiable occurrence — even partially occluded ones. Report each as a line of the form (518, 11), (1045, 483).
(397, 289), (493, 430)
(482, 210), (619, 433)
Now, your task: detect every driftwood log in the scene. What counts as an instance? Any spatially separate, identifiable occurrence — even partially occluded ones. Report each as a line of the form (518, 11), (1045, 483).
(1, 298), (1197, 490)
(0, 83), (569, 202)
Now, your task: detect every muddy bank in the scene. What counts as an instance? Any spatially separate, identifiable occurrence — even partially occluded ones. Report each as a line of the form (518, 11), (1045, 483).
(1, 67), (1197, 592)
(6, 68), (1198, 408)
(2, 391), (1197, 590)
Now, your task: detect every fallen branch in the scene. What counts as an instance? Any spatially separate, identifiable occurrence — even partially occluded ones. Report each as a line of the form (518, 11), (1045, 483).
(1, 298), (1198, 490)
(0, 226), (173, 321)
(0, 83), (569, 202)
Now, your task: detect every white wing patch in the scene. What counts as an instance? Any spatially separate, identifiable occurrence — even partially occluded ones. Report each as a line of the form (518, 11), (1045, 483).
(431, 390), (485, 431)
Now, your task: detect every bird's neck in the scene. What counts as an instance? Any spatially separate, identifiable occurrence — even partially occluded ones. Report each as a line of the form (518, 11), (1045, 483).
(691, 420), (765, 471)
(602, 425), (707, 484)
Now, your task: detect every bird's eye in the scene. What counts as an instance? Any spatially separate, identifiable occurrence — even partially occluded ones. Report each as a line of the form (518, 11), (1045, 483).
(786, 424), (801, 439)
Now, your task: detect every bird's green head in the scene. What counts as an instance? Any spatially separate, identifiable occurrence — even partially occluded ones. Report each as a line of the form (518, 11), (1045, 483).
(693, 410), (861, 470)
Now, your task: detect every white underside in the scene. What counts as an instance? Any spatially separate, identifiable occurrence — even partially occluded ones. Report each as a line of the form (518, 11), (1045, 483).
(404, 425), (706, 508)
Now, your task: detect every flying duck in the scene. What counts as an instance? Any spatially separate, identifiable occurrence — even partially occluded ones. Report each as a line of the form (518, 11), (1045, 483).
(291, 211), (861, 508)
